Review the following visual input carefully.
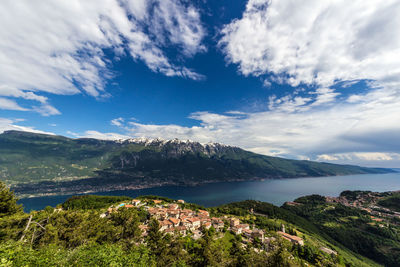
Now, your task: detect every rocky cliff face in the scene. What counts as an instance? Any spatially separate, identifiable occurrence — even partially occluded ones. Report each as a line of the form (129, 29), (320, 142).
(120, 138), (236, 158)
(112, 138), (239, 170)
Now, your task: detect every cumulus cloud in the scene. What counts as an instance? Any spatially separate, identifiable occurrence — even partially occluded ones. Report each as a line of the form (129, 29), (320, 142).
(173, 0), (400, 167)
(62, 83), (400, 167)
(219, 0), (400, 89)
(4, 0), (399, 168)
(0, 0), (206, 115)
(103, 84), (400, 167)
(149, 0), (207, 57)
(58, 0), (400, 167)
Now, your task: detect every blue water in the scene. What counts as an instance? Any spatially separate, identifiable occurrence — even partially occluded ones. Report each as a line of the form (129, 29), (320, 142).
(18, 173), (400, 211)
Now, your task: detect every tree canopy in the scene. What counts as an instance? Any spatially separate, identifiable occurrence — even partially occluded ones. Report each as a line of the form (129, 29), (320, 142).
(0, 181), (22, 217)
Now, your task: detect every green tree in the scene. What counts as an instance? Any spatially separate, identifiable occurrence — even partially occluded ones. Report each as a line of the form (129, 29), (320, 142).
(229, 238), (249, 266)
(0, 182), (22, 217)
(146, 219), (165, 258)
(110, 208), (141, 241)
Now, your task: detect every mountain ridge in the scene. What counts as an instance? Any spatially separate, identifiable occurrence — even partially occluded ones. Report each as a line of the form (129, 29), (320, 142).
(0, 130), (394, 197)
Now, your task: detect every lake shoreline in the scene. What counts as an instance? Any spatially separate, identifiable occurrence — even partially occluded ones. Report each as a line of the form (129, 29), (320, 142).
(16, 167), (398, 199)
(18, 173), (400, 212)
(15, 172), (388, 199)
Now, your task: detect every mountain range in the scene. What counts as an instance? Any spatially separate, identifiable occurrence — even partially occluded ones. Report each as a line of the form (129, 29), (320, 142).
(0, 130), (393, 197)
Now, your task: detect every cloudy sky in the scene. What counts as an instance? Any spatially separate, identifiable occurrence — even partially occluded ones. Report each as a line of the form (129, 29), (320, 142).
(1, 0), (400, 167)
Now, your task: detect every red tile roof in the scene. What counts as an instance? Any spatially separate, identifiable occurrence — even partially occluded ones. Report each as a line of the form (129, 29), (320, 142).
(187, 217), (200, 223)
(277, 231), (303, 242)
(160, 220), (173, 226)
(169, 218), (180, 224)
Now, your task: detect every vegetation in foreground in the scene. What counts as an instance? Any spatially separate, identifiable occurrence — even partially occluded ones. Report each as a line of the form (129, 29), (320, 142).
(1, 182), (398, 266)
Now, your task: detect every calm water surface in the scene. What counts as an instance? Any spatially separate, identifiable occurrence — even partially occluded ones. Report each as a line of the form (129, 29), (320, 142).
(19, 173), (400, 211)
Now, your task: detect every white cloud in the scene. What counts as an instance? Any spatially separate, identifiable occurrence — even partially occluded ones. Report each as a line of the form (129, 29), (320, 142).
(0, 0), (206, 115)
(70, 0), (400, 168)
(263, 79), (272, 88)
(64, 81), (400, 167)
(111, 117), (125, 127)
(0, 98), (28, 111)
(0, 118), (54, 135)
(309, 88), (340, 107)
(0, 85), (48, 103)
(316, 152), (400, 167)
(150, 0), (206, 57)
(63, 129), (130, 140)
(100, 83), (400, 167)
(316, 154), (341, 161)
(66, 131), (79, 137)
(192, 0), (400, 167)
(32, 104), (61, 117)
(0, 85), (60, 115)
(124, 0), (149, 20)
(219, 0), (400, 90)
(81, 130), (131, 141)
(353, 153), (396, 161)
(3, 0), (398, 168)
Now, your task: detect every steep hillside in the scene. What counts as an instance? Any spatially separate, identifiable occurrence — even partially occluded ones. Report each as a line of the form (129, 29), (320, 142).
(283, 194), (400, 266)
(0, 130), (392, 197)
(0, 184), (384, 266)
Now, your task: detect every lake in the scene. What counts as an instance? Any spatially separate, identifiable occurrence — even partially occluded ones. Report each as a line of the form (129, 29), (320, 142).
(18, 172), (400, 211)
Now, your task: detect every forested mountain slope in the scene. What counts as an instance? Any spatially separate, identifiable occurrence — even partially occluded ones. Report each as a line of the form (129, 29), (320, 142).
(0, 130), (392, 197)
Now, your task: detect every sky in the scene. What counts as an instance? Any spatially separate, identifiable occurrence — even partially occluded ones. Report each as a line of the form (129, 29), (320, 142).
(1, 0), (400, 168)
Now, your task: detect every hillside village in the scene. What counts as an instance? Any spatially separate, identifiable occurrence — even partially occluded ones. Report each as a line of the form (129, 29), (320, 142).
(101, 198), (304, 248)
(325, 191), (400, 225)
(4, 185), (382, 266)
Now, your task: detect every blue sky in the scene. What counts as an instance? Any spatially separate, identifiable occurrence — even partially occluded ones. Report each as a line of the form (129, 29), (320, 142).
(1, 0), (400, 167)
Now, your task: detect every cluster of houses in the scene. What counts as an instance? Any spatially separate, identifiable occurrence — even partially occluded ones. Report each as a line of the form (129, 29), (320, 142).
(325, 194), (400, 224)
(144, 201), (270, 244)
(226, 217), (266, 243)
(102, 198), (305, 247)
(146, 202), (224, 239)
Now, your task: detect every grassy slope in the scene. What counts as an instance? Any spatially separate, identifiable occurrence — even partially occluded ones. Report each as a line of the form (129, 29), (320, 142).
(0, 131), (116, 184)
(283, 195), (400, 267)
(378, 192), (400, 212)
(216, 200), (381, 267)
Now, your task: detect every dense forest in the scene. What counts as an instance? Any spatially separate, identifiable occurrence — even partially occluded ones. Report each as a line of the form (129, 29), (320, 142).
(1, 182), (398, 266)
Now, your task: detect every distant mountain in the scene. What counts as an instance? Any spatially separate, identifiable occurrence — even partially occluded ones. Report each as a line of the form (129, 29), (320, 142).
(0, 130), (393, 197)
